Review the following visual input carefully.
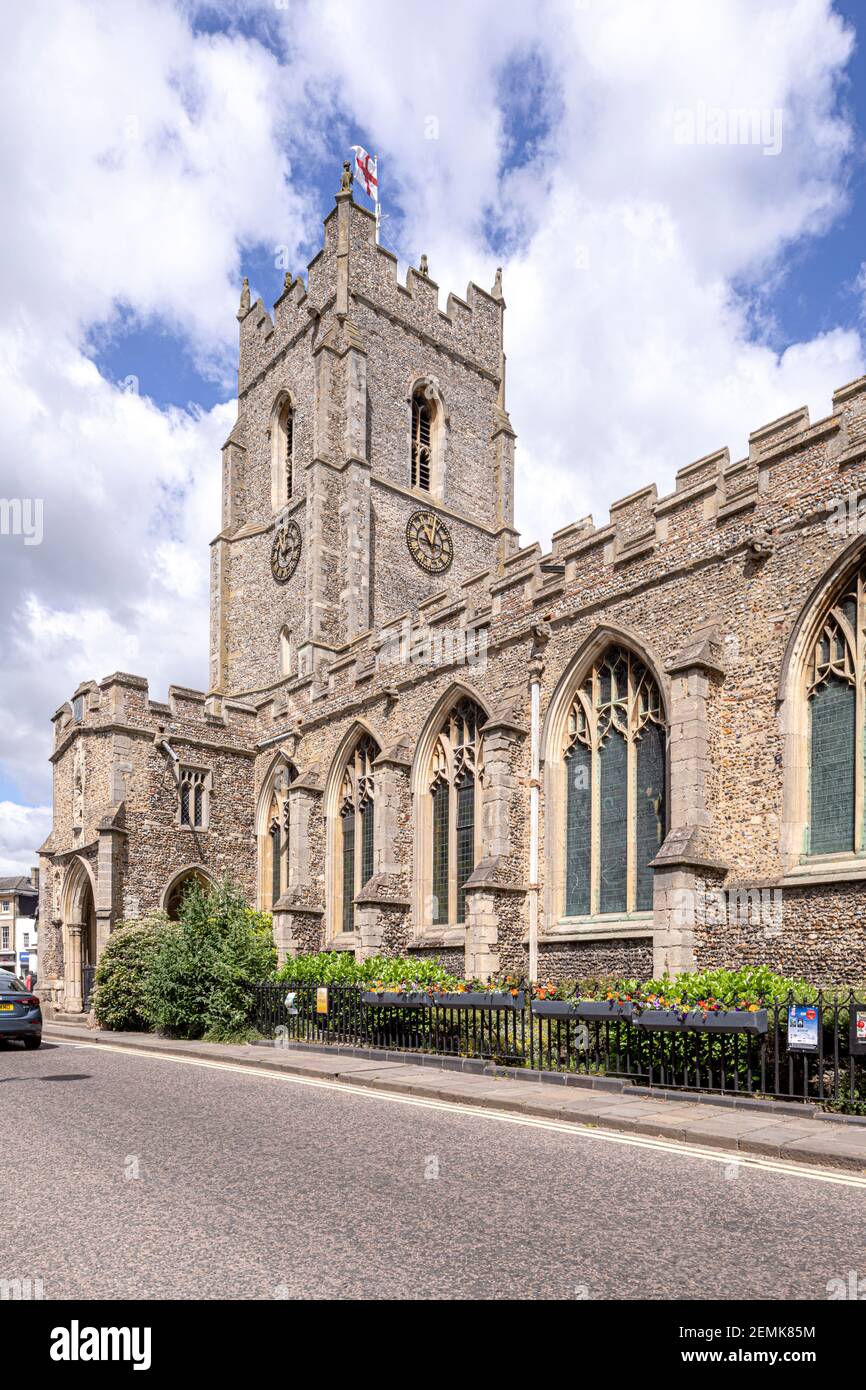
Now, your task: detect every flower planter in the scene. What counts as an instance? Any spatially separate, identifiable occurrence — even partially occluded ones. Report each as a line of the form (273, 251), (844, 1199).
(632, 1008), (688, 1030)
(532, 999), (633, 1021)
(633, 1007), (769, 1033)
(361, 991), (434, 1008)
(433, 990), (526, 1011)
(684, 1008), (768, 1035)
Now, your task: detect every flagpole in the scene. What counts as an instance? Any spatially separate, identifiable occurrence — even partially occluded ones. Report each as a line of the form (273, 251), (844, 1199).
(375, 158), (381, 245)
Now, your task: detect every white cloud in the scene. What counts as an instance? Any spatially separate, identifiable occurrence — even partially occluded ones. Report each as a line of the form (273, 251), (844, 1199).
(0, 803), (51, 876)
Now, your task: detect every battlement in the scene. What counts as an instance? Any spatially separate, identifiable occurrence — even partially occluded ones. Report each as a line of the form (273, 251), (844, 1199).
(52, 671), (257, 753)
(248, 368), (866, 739)
(236, 189), (502, 395)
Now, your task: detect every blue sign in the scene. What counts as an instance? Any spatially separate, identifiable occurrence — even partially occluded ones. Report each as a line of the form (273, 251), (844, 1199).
(788, 1004), (820, 1052)
(19, 952), (29, 963)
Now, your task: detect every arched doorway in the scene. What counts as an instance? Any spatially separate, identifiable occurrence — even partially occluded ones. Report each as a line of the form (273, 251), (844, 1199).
(61, 857), (97, 1013)
(80, 879), (97, 1008)
(163, 868), (213, 922)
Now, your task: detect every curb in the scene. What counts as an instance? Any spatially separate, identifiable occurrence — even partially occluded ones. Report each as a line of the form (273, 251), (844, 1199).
(42, 1024), (866, 1175)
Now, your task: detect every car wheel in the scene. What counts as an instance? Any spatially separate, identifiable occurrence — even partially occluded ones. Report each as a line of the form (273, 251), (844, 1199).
(22, 1037), (41, 1050)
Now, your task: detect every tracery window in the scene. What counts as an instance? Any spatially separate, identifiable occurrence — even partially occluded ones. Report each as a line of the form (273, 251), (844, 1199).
(807, 576), (861, 854)
(428, 699), (483, 926)
(271, 394), (295, 510)
(179, 767), (209, 830)
(263, 763), (296, 910)
(564, 646), (665, 916)
(279, 398), (294, 502)
(411, 387), (432, 491)
(338, 736), (379, 933)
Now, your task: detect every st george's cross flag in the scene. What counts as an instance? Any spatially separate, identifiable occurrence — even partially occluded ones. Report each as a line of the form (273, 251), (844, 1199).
(351, 145), (378, 202)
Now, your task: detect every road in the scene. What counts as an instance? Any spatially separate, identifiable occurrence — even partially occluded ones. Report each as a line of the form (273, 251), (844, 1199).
(4, 1036), (866, 1300)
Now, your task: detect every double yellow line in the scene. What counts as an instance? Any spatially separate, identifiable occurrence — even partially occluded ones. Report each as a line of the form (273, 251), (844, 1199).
(55, 1037), (866, 1190)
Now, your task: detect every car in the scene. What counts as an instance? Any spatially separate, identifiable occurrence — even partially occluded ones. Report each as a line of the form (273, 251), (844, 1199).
(0, 972), (42, 1049)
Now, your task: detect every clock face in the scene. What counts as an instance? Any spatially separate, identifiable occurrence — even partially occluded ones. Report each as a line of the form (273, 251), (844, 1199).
(271, 518), (302, 583)
(406, 509), (454, 574)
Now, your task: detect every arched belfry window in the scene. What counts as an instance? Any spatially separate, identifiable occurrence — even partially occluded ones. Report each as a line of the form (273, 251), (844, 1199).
(338, 735), (379, 933)
(261, 762), (296, 911)
(411, 388), (432, 491)
(807, 574), (861, 854)
(427, 699), (483, 926)
(564, 646), (665, 916)
(271, 394), (295, 510)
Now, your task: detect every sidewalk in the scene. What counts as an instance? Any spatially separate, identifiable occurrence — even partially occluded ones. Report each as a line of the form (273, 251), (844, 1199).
(42, 1021), (866, 1174)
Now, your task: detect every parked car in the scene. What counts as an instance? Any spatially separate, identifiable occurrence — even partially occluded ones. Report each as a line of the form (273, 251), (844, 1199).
(0, 972), (42, 1048)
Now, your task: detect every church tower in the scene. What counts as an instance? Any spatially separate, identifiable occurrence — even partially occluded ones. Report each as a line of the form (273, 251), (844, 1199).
(210, 166), (518, 700)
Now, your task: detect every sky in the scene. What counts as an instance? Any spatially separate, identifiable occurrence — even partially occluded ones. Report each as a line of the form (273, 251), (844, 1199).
(1, 0), (865, 872)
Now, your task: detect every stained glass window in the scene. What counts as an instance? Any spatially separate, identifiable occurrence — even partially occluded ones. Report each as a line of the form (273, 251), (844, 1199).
(338, 735), (379, 933)
(428, 699), (482, 926)
(807, 577), (862, 854)
(564, 646), (665, 917)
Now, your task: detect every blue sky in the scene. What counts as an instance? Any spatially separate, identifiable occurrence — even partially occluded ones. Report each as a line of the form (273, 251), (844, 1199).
(1, 0), (864, 867)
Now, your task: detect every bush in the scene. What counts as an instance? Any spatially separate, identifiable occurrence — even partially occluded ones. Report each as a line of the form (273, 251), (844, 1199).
(144, 878), (276, 1041)
(275, 951), (459, 988)
(638, 965), (815, 1008)
(93, 915), (173, 1031)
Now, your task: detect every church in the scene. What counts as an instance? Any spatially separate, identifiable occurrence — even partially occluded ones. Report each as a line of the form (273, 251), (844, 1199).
(38, 171), (866, 1013)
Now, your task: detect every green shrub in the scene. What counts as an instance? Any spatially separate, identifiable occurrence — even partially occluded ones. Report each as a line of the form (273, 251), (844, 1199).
(638, 965), (815, 1007)
(275, 951), (459, 988)
(144, 878), (276, 1041)
(92, 915), (173, 1031)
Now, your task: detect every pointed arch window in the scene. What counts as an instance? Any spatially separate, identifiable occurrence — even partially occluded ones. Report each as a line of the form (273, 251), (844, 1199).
(807, 575), (862, 854)
(271, 394), (295, 510)
(262, 763), (296, 911)
(280, 398), (294, 501)
(279, 626), (294, 678)
(427, 699), (483, 926)
(564, 646), (665, 917)
(338, 735), (379, 933)
(411, 389), (432, 491)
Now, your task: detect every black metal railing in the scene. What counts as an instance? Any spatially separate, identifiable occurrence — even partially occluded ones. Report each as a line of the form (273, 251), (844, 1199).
(252, 981), (530, 1064)
(82, 965), (96, 1011)
(250, 984), (866, 1108)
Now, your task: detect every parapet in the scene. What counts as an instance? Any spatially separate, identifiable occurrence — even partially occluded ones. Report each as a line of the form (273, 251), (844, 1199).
(236, 190), (502, 395)
(52, 671), (257, 754)
(250, 368), (866, 741)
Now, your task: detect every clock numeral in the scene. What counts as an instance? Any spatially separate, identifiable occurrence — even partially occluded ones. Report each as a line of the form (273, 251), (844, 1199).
(406, 509), (454, 574)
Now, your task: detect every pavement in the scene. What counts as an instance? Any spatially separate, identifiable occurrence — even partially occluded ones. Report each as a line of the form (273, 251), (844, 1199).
(3, 1026), (866, 1300)
(41, 1020), (866, 1173)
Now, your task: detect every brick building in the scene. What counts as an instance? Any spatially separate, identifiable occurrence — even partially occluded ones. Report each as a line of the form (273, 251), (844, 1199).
(38, 172), (866, 1012)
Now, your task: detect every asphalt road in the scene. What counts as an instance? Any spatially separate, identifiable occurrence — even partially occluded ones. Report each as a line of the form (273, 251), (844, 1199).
(4, 1036), (866, 1300)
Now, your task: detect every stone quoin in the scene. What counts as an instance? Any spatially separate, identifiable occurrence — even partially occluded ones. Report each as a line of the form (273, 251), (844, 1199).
(37, 171), (866, 1012)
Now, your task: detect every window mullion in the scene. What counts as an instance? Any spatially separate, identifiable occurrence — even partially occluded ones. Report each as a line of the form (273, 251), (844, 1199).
(591, 667), (600, 915)
(856, 575), (864, 854)
(626, 661), (636, 912)
(449, 780), (457, 924)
